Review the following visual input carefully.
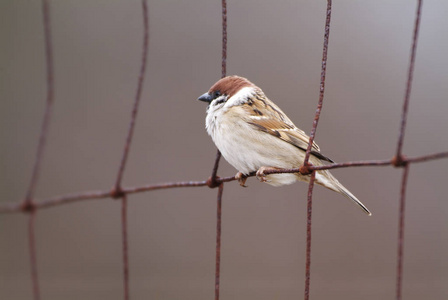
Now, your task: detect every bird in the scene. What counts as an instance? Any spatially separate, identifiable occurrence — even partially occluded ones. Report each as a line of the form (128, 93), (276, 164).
(198, 75), (371, 215)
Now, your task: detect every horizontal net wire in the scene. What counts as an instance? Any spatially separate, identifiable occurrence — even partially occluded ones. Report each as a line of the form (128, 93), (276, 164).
(1, 0), (447, 299)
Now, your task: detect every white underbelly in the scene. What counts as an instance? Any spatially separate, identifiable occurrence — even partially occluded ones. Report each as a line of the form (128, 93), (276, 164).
(210, 117), (303, 185)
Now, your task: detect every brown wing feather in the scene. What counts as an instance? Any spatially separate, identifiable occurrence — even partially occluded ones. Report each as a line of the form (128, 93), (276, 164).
(242, 93), (334, 163)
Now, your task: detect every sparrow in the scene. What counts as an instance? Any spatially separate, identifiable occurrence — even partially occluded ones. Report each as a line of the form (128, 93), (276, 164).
(198, 75), (371, 215)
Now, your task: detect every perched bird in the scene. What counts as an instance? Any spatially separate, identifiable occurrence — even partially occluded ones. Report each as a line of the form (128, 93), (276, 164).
(198, 75), (371, 215)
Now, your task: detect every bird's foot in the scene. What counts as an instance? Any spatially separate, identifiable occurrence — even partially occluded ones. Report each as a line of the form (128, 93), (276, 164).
(256, 166), (281, 183)
(235, 172), (248, 187)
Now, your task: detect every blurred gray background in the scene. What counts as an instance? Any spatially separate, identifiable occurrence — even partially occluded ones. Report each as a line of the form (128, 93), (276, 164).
(1, 0), (447, 299)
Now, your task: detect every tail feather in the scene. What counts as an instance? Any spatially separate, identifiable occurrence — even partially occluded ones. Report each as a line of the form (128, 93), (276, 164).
(316, 170), (372, 216)
(336, 184), (372, 216)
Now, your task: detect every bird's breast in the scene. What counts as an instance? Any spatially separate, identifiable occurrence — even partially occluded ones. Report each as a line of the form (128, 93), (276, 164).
(206, 108), (302, 175)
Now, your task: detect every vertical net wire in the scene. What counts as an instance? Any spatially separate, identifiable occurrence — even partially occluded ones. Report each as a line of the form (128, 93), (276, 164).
(302, 0), (332, 168)
(24, 0), (54, 207)
(112, 1), (149, 299)
(28, 211), (40, 300)
(2, 0), (448, 299)
(113, 0), (149, 192)
(395, 0), (423, 159)
(121, 196), (130, 300)
(303, 1), (332, 298)
(395, 1), (423, 299)
(303, 172), (316, 300)
(396, 165), (410, 300)
(209, 0), (228, 185)
(24, 0), (55, 299)
(214, 2), (227, 299)
(215, 184), (224, 300)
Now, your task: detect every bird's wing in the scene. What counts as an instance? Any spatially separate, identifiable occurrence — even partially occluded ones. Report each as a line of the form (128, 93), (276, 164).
(241, 93), (334, 163)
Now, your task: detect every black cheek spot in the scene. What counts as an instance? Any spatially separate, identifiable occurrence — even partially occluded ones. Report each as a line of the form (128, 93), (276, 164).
(214, 97), (225, 105)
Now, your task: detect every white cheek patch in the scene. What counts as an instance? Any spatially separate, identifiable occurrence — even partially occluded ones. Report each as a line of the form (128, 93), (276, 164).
(224, 86), (256, 108)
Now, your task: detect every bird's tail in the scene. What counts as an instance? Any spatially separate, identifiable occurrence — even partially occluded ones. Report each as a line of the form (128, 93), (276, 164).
(316, 170), (372, 216)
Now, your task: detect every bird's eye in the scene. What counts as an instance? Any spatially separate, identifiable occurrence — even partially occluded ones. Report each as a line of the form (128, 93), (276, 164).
(213, 91), (221, 99)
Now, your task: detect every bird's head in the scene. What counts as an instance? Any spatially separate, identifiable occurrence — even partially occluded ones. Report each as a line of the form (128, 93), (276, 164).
(198, 76), (258, 110)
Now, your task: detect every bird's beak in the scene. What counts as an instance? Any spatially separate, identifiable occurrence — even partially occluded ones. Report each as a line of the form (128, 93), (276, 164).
(198, 92), (212, 103)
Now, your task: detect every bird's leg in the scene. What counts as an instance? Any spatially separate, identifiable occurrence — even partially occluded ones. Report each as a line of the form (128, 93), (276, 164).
(256, 166), (282, 183)
(235, 172), (248, 187)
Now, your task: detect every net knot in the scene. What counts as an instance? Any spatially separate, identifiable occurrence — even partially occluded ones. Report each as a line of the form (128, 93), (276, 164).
(110, 187), (125, 199)
(392, 155), (408, 167)
(299, 163), (314, 176)
(21, 200), (36, 213)
(206, 176), (221, 189)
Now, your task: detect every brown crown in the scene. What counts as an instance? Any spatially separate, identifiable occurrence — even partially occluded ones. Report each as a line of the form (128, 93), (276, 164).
(208, 76), (256, 98)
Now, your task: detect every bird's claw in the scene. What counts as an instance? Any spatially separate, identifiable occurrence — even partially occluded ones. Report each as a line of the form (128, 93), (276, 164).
(235, 172), (248, 187)
(256, 167), (270, 183)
